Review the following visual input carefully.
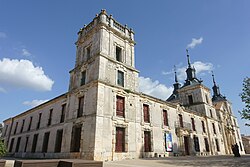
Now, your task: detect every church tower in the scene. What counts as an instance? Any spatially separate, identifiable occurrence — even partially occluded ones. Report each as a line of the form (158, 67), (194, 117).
(67, 9), (139, 160)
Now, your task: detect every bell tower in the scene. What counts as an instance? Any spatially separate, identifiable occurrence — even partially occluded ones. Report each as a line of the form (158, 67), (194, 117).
(69, 9), (139, 92)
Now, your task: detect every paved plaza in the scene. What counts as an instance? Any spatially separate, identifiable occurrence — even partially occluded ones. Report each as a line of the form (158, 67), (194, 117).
(104, 155), (250, 167)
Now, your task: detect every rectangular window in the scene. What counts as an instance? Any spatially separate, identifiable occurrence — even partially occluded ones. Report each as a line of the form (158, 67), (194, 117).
(70, 125), (82, 152)
(24, 136), (29, 152)
(193, 136), (200, 152)
(116, 96), (125, 117)
(205, 94), (209, 104)
(80, 71), (86, 86)
(144, 131), (151, 152)
(28, 116), (32, 131)
(179, 114), (183, 128)
(215, 138), (220, 151)
(212, 123), (216, 134)
(15, 137), (21, 152)
(191, 118), (196, 131)
(86, 46), (91, 60)
(9, 138), (15, 152)
(20, 120), (25, 133)
(31, 134), (38, 153)
(117, 70), (124, 87)
(163, 110), (169, 126)
(54, 130), (63, 153)
(14, 122), (18, 135)
(77, 96), (84, 118)
(60, 104), (66, 123)
(42, 132), (50, 153)
(143, 104), (150, 123)
(37, 113), (42, 129)
(202, 120), (206, 133)
(188, 95), (194, 104)
(4, 125), (8, 136)
(204, 138), (210, 152)
(48, 109), (53, 126)
(115, 127), (125, 152)
(116, 46), (122, 62)
(210, 109), (213, 118)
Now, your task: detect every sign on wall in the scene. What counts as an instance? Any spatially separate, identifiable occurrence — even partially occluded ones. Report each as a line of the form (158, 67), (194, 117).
(165, 132), (173, 152)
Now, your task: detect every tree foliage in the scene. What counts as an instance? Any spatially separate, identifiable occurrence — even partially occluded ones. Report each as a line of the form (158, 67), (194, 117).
(239, 77), (250, 126)
(0, 140), (7, 157)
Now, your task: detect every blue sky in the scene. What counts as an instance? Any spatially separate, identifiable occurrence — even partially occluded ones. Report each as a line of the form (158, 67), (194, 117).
(0, 0), (249, 135)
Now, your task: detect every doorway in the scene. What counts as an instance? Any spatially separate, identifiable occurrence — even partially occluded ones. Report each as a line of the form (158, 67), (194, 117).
(184, 136), (190, 155)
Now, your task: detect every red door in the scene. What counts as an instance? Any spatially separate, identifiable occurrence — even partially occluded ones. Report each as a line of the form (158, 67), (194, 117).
(144, 131), (151, 152)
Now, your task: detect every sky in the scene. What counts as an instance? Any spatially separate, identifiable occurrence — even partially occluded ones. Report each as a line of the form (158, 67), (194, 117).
(0, 0), (249, 135)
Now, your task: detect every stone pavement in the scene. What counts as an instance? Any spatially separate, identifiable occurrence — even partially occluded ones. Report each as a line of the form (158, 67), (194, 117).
(103, 155), (250, 167)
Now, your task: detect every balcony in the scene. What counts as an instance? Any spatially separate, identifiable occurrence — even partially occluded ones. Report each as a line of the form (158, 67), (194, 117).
(175, 121), (192, 136)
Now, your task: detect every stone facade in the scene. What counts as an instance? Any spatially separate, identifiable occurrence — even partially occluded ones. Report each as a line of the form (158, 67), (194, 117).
(1, 10), (245, 161)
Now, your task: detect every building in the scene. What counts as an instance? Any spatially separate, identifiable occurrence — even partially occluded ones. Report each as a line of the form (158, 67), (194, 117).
(242, 135), (250, 154)
(1, 10), (245, 161)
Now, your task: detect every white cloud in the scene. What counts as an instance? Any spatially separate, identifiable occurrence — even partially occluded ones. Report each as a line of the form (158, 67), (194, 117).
(22, 49), (31, 56)
(163, 61), (213, 81)
(0, 32), (7, 38)
(186, 37), (203, 49)
(0, 58), (54, 91)
(139, 76), (173, 100)
(0, 87), (6, 93)
(23, 99), (49, 107)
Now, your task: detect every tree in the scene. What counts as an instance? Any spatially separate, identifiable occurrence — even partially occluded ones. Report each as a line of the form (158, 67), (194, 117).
(0, 140), (7, 157)
(239, 77), (250, 126)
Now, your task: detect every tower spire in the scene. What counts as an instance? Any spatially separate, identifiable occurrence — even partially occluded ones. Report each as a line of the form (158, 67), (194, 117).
(212, 71), (216, 86)
(186, 49), (191, 67)
(174, 65), (178, 83)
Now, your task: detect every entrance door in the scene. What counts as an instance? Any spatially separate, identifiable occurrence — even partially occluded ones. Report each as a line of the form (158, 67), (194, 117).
(184, 136), (190, 155)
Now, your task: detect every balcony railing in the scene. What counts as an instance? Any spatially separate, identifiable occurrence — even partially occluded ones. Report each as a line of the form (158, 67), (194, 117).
(175, 121), (192, 131)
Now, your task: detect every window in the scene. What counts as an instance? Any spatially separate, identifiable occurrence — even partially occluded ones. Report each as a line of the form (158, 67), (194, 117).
(20, 119), (25, 133)
(163, 110), (169, 126)
(144, 131), (151, 152)
(115, 127), (125, 152)
(212, 123), (216, 134)
(188, 95), (194, 104)
(86, 46), (91, 60)
(15, 137), (21, 152)
(193, 136), (200, 152)
(77, 96), (84, 118)
(28, 116), (32, 131)
(48, 109), (53, 126)
(42, 132), (50, 153)
(204, 138), (210, 152)
(210, 109), (213, 118)
(3, 125), (8, 136)
(179, 114), (183, 128)
(201, 120), (206, 133)
(14, 122), (18, 135)
(9, 138), (15, 152)
(80, 71), (86, 86)
(143, 104), (150, 123)
(70, 125), (82, 152)
(24, 136), (29, 152)
(205, 94), (209, 104)
(31, 134), (38, 153)
(215, 138), (220, 151)
(191, 118), (196, 131)
(117, 70), (124, 87)
(60, 104), (66, 123)
(54, 130), (63, 153)
(116, 96), (125, 117)
(116, 46), (122, 62)
(37, 113), (42, 129)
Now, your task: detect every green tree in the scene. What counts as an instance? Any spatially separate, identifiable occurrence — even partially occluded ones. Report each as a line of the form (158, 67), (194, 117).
(0, 140), (7, 157)
(239, 77), (250, 126)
